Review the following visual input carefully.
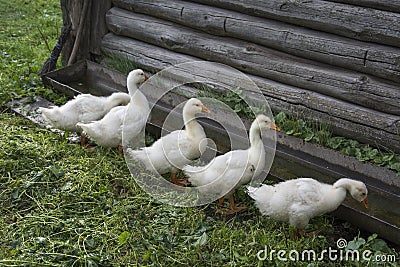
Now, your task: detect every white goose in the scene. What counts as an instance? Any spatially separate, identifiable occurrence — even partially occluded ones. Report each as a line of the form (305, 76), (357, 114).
(77, 69), (148, 151)
(247, 177), (368, 235)
(39, 92), (130, 144)
(183, 114), (280, 214)
(127, 98), (210, 185)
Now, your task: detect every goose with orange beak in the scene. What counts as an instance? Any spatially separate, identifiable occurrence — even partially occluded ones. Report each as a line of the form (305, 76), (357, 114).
(248, 177), (368, 237)
(127, 98), (211, 185)
(77, 69), (149, 152)
(184, 114), (280, 214)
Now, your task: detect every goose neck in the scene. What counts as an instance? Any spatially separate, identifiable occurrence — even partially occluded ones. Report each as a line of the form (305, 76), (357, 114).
(128, 83), (139, 97)
(333, 178), (354, 192)
(324, 186), (347, 210)
(184, 113), (203, 138)
(249, 122), (262, 147)
(130, 89), (148, 110)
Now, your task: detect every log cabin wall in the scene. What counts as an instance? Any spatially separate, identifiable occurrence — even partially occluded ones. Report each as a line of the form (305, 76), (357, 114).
(61, 0), (400, 152)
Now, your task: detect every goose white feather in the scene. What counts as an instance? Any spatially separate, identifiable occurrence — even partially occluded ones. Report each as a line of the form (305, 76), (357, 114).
(77, 69), (149, 148)
(39, 92), (130, 132)
(247, 177), (368, 230)
(183, 114), (280, 213)
(184, 150), (255, 197)
(127, 98), (210, 183)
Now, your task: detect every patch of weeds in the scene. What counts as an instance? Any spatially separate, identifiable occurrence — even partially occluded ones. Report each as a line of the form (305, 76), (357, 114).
(274, 111), (332, 145)
(196, 87), (399, 175)
(274, 112), (400, 175)
(35, 86), (69, 105)
(344, 234), (399, 266)
(103, 53), (138, 75)
(196, 86), (266, 120)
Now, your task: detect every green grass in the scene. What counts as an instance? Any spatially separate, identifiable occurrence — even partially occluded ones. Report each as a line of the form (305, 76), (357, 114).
(0, 0), (66, 106)
(273, 112), (400, 175)
(103, 53), (138, 75)
(2, 112), (398, 266)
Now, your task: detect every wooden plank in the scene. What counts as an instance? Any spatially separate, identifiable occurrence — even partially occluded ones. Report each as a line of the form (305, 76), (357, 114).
(104, 36), (199, 73)
(112, 0), (400, 84)
(112, 0), (226, 36)
(187, 0), (400, 48)
(101, 33), (400, 152)
(326, 0), (400, 13)
(60, 0), (79, 66)
(78, 0), (92, 64)
(106, 8), (400, 115)
(60, 0), (92, 66)
(90, 0), (112, 55)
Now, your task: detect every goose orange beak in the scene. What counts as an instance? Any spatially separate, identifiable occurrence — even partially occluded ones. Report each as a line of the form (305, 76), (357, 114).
(362, 198), (368, 209)
(144, 75), (148, 81)
(201, 104), (211, 113)
(271, 122), (280, 132)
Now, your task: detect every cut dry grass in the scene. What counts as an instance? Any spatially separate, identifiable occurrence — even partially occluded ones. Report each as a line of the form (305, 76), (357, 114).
(0, 111), (398, 266)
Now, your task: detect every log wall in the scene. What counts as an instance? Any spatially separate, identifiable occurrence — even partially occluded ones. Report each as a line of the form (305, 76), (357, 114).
(102, 34), (400, 152)
(326, 0), (400, 13)
(188, 0), (400, 47)
(106, 8), (400, 115)
(61, 0), (400, 152)
(113, 0), (400, 83)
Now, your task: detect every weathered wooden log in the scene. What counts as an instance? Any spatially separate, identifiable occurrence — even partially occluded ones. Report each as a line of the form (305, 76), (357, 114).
(60, 0), (92, 66)
(60, 0), (80, 66)
(106, 8), (400, 115)
(326, 0), (400, 13)
(112, 0), (400, 84)
(101, 33), (400, 152)
(89, 0), (112, 56)
(187, 0), (400, 48)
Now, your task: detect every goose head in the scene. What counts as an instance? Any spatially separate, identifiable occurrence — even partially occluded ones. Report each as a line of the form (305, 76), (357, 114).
(39, 106), (60, 124)
(254, 114), (280, 131)
(334, 178), (368, 208)
(127, 69), (147, 94)
(349, 180), (368, 208)
(183, 98), (210, 118)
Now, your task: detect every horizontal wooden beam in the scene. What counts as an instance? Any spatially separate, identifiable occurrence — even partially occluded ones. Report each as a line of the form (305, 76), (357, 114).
(106, 8), (400, 115)
(101, 33), (400, 152)
(112, 0), (400, 83)
(326, 0), (400, 13)
(186, 0), (400, 48)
